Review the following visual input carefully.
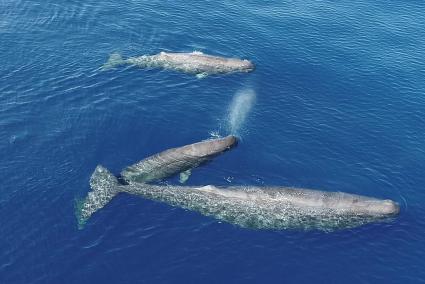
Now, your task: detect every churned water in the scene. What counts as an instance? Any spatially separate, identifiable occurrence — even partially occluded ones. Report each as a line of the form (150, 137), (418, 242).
(1, 0), (425, 283)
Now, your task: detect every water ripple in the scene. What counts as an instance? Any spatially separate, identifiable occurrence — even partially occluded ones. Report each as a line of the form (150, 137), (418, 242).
(1, 0), (425, 283)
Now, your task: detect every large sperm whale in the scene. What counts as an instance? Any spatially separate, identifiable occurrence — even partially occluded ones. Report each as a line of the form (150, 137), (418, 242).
(102, 51), (254, 78)
(120, 135), (237, 184)
(77, 166), (400, 231)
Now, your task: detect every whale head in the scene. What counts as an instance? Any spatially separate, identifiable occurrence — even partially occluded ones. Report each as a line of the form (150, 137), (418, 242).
(242, 59), (255, 71)
(184, 135), (237, 158)
(349, 198), (400, 217)
(375, 199), (400, 215)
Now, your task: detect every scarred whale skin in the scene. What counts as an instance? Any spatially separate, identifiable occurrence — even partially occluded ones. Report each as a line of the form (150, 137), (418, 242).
(77, 166), (400, 231)
(120, 135), (237, 184)
(102, 51), (254, 76)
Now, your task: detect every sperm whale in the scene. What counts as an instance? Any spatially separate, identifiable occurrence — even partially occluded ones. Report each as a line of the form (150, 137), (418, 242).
(120, 135), (237, 184)
(102, 51), (254, 77)
(77, 166), (400, 231)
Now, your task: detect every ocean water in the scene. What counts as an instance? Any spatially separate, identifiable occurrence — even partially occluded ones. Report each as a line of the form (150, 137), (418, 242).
(1, 0), (425, 283)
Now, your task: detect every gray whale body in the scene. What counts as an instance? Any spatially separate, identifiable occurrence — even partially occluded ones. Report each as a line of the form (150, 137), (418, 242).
(102, 51), (254, 77)
(77, 166), (399, 231)
(120, 135), (237, 184)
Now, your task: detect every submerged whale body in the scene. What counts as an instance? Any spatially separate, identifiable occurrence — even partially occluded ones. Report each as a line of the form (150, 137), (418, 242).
(102, 51), (254, 77)
(77, 166), (400, 231)
(120, 135), (237, 184)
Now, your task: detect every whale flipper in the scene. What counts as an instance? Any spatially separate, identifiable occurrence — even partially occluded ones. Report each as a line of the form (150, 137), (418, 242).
(179, 169), (192, 184)
(196, 72), (208, 79)
(76, 165), (121, 228)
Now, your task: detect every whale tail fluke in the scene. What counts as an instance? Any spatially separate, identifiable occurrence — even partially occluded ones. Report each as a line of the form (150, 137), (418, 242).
(101, 53), (125, 70)
(75, 165), (121, 229)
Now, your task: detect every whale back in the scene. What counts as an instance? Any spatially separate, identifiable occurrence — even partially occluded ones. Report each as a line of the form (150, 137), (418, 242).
(120, 136), (237, 183)
(77, 166), (399, 231)
(122, 183), (399, 231)
(152, 52), (254, 74)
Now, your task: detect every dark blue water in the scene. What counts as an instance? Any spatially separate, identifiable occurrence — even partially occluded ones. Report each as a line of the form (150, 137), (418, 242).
(1, 0), (425, 283)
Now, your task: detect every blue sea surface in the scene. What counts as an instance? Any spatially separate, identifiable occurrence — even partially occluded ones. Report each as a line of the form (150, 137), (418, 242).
(1, 0), (425, 283)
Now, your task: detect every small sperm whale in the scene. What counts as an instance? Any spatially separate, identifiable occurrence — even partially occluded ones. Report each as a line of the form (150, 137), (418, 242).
(102, 51), (254, 77)
(77, 166), (400, 231)
(120, 135), (237, 184)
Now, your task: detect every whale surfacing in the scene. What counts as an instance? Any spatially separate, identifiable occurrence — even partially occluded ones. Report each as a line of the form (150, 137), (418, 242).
(120, 135), (237, 184)
(102, 51), (254, 77)
(77, 166), (400, 231)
